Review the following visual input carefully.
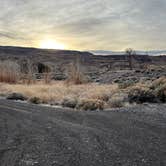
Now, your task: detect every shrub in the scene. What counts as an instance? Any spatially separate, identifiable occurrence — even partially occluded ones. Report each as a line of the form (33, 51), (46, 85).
(108, 93), (127, 108)
(155, 83), (166, 102)
(109, 97), (124, 108)
(77, 99), (104, 111)
(62, 98), (78, 108)
(150, 77), (166, 89)
(96, 94), (110, 102)
(21, 60), (36, 85)
(66, 62), (87, 85)
(43, 73), (51, 84)
(128, 87), (157, 104)
(118, 80), (135, 89)
(0, 82), (118, 107)
(22, 73), (36, 85)
(29, 97), (42, 104)
(150, 77), (166, 102)
(0, 61), (20, 83)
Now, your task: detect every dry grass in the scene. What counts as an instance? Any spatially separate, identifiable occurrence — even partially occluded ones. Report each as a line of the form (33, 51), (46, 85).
(0, 81), (118, 107)
(108, 93), (127, 108)
(43, 73), (52, 84)
(151, 76), (166, 88)
(146, 64), (166, 71)
(0, 61), (20, 83)
(66, 62), (88, 85)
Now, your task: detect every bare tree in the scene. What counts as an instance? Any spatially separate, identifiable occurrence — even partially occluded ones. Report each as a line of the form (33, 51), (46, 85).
(66, 55), (87, 84)
(125, 48), (135, 70)
(21, 59), (35, 84)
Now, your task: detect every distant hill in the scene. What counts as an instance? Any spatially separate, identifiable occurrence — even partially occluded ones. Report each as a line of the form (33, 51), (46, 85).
(0, 46), (93, 58)
(91, 50), (166, 56)
(0, 46), (166, 75)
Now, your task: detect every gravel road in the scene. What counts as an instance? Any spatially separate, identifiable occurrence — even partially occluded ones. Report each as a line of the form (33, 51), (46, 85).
(0, 99), (166, 166)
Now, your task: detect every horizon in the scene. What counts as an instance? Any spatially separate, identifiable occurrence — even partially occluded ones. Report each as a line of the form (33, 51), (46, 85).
(1, 44), (166, 52)
(1, 0), (166, 51)
(1, 45), (166, 56)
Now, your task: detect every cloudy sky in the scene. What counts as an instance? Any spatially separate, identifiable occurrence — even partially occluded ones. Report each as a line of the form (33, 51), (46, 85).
(0, 0), (166, 51)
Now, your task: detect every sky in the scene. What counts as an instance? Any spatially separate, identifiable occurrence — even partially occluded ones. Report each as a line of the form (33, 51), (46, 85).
(0, 0), (166, 51)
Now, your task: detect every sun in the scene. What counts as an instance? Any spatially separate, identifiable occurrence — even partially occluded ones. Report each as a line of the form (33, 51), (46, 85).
(39, 39), (65, 50)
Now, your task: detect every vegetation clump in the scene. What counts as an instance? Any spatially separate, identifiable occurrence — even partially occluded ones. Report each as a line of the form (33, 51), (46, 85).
(0, 61), (20, 83)
(0, 59), (166, 110)
(66, 62), (88, 85)
(128, 86), (157, 104)
(150, 77), (166, 102)
(77, 99), (104, 111)
(108, 93), (127, 108)
(118, 80), (135, 89)
(62, 98), (78, 108)
(29, 97), (42, 104)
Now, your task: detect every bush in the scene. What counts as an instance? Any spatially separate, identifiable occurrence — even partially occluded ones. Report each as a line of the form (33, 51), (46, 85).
(62, 98), (77, 108)
(150, 77), (166, 89)
(150, 77), (166, 102)
(29, 97), (42, 104)
(43, 73), (51, 84)
(66, 62), (87, 85)
(0, 61), (20, 83)
(97, 94), (110, 102)
(128, 87), (157, 104)
(108, 93), (127, 108)
(77, 99), (104, 111)
(109, 97), (124, 108)
(155, 83), (166, 102)
(118, 80), (135, 89)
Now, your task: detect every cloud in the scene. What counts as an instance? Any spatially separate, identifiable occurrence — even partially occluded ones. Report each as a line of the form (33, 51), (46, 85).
(0, 31), (27, 40)
(0, 0), (166, 50)
(0, 32), (16, 40)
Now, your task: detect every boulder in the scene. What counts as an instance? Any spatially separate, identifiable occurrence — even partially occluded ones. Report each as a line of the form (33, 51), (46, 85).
(7, 93), (27, 101)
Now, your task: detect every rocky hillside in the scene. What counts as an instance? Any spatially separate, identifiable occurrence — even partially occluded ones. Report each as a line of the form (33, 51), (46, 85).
(0, 46), (166, 81)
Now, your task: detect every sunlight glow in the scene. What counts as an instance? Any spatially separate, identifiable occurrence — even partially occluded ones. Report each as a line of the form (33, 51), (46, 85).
(39, 39), (65, 49)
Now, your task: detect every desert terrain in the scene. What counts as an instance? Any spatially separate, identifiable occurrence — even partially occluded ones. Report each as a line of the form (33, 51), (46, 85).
(0, 46), (166, 166)
(0, 46), (166, 109)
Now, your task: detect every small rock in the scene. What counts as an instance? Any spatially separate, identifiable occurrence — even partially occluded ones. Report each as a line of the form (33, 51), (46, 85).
(7, 93), (27, 101)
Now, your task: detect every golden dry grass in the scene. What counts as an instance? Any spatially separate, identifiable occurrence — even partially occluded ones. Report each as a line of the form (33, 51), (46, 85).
(0, 81), (118, 105)
(0, 61), (20, 83)
(66, 62), (87, 85)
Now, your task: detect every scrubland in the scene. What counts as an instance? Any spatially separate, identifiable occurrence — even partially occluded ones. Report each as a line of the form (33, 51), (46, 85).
(0, 82), (120, 110)
(0, 60), (166, 110)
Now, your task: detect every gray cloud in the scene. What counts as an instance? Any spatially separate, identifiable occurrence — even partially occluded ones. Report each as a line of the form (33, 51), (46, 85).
(0, 32), (16, 39)
(0, 30), (27, 40)
(0, 0), (166, 50)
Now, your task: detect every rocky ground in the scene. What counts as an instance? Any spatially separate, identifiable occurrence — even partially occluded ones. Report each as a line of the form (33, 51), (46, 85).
(0, 46), (166, 165)
(93, 67), (166, 84)
(0, 46), (166, 82)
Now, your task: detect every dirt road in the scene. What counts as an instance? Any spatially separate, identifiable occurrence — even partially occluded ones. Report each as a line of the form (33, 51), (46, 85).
(0, 99), (165, 166)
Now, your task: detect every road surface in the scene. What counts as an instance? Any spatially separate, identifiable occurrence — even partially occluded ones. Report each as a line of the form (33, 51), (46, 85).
(0, 99), (166, 166)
